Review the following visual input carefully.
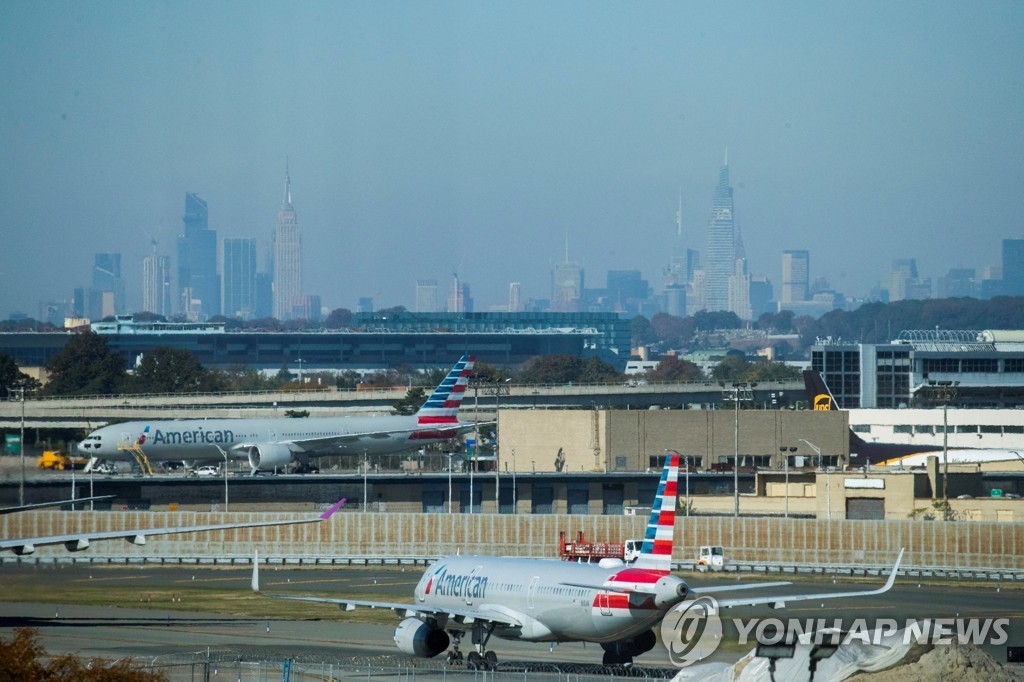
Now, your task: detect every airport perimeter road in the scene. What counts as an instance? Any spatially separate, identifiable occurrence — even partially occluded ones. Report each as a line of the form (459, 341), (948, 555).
(1, 564), (1023, 670)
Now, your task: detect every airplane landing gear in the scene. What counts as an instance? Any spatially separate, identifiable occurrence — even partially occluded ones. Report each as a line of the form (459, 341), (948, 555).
(446, 632), (464, 666)
(602, 650), (634, 666)
(464, 622), (499, 670)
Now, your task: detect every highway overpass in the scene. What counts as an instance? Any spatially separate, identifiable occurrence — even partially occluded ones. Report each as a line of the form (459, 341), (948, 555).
(0, 380), (805, 429)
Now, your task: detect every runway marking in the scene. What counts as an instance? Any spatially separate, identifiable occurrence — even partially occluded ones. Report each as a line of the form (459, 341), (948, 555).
(70, 576), (150, 584)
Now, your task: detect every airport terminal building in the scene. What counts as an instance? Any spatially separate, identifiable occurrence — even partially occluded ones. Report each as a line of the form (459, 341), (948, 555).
(811, 329), (1024, 409)
(0, 312), (631, 373)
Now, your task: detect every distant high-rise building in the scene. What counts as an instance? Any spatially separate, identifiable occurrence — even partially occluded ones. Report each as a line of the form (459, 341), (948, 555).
(142, 254), (172, 316)
(937, 268), (976, 299)
(223, 238), (257, 319)
(415, 279), (438, 313)
(508, 281), (522, 313)
(781, 250), (810, 305)
(888, 258), (931, 302)
(447, 273), (472, 313)
(704, 154), (737, 312)
(728, 257), (752, 321)
(606, 270), (649, 315)
(273, 167), (302, 321)
(358, 297), (374, 314)
(90, 252), (124, 319)
(1002, 239), (1024, 297)
(749, 276), (774, 319)
(176, 193), (220, 319)
(254, 272), (273, 319)
(665, 283), (687, 317)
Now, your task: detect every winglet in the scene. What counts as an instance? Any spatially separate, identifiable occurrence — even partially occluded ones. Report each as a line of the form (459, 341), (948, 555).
(882, 548), (904, 593)
(320, 498), (347, 520)
(251, 550), (260, 592)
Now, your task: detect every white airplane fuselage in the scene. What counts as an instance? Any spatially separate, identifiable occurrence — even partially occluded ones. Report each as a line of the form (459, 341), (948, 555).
(412, 556), (686, 643)
(79, 415), (469, 464)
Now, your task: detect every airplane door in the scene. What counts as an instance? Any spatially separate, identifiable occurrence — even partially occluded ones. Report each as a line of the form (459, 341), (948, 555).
(527, 576), (540, 609)
(599, 593), (612, 616)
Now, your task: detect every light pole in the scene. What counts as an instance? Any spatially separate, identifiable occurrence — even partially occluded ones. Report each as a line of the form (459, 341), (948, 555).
(7, 384), (27, 507)
(215, 445), (229, 512)
(446, 452), (453, 514)
(925, 380), (959, 520)
(362, 449), (368, 513)
(721, 381), (756, 517)
(511, 448), (517, 513)
(779, 446), (796, 518)
(799, 438), (828, 520)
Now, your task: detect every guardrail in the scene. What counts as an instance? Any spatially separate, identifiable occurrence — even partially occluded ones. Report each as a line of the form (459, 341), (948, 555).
(4, 553), (1023, 582)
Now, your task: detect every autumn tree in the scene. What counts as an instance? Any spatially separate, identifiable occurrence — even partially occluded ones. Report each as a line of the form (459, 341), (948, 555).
(644, 356), (703, 382)
(0, 628), (166, 681)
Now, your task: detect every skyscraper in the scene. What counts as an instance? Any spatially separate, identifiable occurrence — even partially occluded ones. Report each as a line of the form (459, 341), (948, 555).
(223, 238), (257, 319)
(1002, 239), (1024, 297)
(508, 281), (522, 313)
(781, 250), (810, 304)
(704, 154), (737, 312)
(176, 193), (220, 319)
(90, 252), (124, 320)
(142, 254), (172, 316)
(273, 166), (302, 321)
(415, 279), (439, 312)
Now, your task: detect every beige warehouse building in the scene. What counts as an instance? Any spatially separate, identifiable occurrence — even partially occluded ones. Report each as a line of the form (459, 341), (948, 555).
(498, 408), (850, 474)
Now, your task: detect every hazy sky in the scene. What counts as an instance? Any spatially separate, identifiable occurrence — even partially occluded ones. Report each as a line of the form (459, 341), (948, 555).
(2, 2), (1023, 318)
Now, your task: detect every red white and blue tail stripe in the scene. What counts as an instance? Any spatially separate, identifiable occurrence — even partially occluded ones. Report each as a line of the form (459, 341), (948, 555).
(632, 453), (679, 572)
(415, 355), (474, 425)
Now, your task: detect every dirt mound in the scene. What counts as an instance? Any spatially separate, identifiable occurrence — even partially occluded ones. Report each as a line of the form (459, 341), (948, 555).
(849, 642), (1022, 682)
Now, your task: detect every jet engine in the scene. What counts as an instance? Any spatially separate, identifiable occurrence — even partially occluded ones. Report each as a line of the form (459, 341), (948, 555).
(392, 618), (450, 658)
(247, 443), (293, 471)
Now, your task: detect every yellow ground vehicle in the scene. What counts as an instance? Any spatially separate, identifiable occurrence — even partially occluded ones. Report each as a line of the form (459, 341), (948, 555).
(36, 450), (87, 470)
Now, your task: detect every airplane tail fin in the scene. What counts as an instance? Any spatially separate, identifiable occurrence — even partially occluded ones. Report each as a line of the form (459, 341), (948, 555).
(803, 369), (838, 411)
(632, 453), (679, 572)
(415, 355), (475, 426)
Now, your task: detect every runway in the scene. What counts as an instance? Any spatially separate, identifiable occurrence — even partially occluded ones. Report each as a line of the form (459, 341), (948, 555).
(1, 563), (1022, 677)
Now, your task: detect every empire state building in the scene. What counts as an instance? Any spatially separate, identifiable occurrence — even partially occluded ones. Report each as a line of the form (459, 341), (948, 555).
(273, 167), (302, 321)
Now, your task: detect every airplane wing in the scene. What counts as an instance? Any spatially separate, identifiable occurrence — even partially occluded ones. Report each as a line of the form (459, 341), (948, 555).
(250, 553), (521, 628)
(699, 549), (904, 610)
(1, 517), (320, 556)
(278, 424), (475, 452)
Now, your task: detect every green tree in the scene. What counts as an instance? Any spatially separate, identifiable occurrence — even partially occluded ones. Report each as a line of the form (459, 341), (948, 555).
(0, 352), (40, 396)
(517, 355), (623, 384)
(127, 347), (226, 394)
(630, 315), (655, 347)
(324, 307), (353, 329)
(392, 386), (427, 415)
(43, 331), (126, 396)
(708, 354), (752, 383)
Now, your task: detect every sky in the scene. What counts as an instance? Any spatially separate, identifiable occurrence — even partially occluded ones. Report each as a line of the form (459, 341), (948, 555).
(2, 1), (1023, 318)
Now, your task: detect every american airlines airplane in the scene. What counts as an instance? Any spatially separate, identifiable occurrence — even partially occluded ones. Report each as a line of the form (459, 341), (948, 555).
(252, 454), (904, 669)
(78, 355), (477, 474)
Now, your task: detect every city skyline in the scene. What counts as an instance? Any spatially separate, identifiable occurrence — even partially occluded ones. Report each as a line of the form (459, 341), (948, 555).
(2, 3), (1023, 319)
